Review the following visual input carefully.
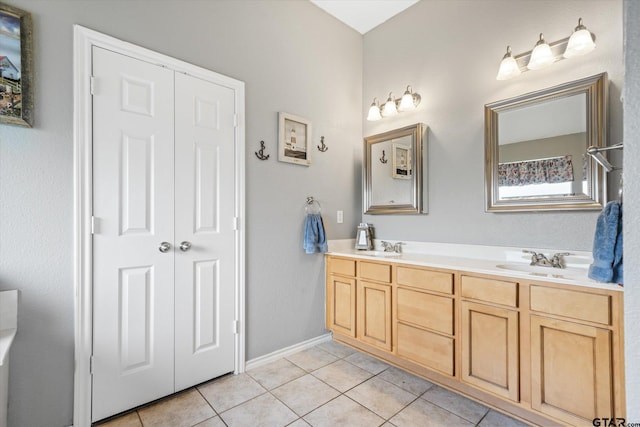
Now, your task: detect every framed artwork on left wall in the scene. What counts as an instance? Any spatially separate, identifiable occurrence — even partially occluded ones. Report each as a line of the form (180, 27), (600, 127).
(0, 2), (33, 127)
(278, 112), (312, 166)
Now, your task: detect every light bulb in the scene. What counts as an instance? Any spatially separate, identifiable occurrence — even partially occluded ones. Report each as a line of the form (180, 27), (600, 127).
(564, 18), (595, 58)
(382, 93), (397, 117)
(398, 86), (415, 111)
(366, 98), (382, 121)
(496, 46), (521, 80)
(527, 33), (554, 70)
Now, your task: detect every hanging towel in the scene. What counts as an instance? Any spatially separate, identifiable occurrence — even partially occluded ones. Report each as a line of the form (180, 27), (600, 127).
(303, 213), (328, 254)
(588, 201), (623, 283)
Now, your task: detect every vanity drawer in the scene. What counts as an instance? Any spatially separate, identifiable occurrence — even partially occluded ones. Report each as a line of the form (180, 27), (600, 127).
(530, 285), (611, 325)
(397, 288), (454, 335)
(396, 266), (453, 294)
(397, 323), (454, 376)
(360, 261), (392, 283)
(329, 257), (356, 277)
(461, 276), (518, 307)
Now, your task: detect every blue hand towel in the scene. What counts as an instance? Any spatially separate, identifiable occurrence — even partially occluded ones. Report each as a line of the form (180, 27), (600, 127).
(588, 201), (623, 283)
(304, 213), (328, 254)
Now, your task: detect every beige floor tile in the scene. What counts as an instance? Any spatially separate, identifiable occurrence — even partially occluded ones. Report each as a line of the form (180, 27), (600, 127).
(272, 374), (340, 416)
(390, 398), (474, 427)
(96, 411), (142, 427)
(378, 366), (434, 396)
(286, 346), (339, 371)
(220, 393), (298, 427)
(303, 395), (384, 427)
(194, 416), (227, 427)
(311, 359), (373, 392)
(421, 385), (489, 424)
(345, 351), (390, 374)
(346, 376), (417, 419)
(198, 372), (266, 412)
(317, 340), (357, 358)
(478, 410), (533, 427)
(247, 358), (307, 390)
(137, 389), (215, 427)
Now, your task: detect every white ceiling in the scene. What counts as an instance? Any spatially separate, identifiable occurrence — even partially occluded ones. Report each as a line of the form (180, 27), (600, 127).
(309, 0), (420, 34)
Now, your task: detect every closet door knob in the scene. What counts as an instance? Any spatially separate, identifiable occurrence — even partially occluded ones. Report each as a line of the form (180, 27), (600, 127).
(179, 241), (192, 252)
(158, 242), (171, 253)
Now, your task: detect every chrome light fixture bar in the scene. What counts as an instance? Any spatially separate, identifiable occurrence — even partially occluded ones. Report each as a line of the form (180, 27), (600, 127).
(367, 86), (421, 121)
(496, 18), (596, 80)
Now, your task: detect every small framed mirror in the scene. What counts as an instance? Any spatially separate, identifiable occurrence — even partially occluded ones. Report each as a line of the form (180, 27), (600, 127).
(364, 123), (425, 214)
(485, 73), (607, 212)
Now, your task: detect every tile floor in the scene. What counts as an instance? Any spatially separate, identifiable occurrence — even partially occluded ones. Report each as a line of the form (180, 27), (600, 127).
(96, 340), (531, 427)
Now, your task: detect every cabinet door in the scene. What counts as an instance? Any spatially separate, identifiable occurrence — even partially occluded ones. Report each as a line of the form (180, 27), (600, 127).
(357, 280), (392, 351)
(530, 316), (613, 425)
(461, 301), (519, 402)
(327, 275), (357, 337)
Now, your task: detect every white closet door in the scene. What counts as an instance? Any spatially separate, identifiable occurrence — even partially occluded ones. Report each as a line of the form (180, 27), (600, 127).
(91, 46), (176, 421)
(174, 73), (236, 390)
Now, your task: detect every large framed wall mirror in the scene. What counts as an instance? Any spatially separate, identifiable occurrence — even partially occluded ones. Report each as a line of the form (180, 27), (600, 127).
(485, 73), (607, 212)
(364, 123), (425, 214)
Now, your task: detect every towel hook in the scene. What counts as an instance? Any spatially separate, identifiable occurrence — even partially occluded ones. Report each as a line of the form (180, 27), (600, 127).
(305, 196), (322, 214)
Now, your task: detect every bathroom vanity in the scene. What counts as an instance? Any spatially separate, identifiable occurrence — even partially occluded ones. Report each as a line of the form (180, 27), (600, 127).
(325, 243), (624, 427)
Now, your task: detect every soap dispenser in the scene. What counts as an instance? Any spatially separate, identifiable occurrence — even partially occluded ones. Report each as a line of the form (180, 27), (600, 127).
(355, 223), (374, 250)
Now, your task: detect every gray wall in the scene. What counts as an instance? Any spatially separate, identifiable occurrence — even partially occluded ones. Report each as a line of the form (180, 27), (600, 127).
(363, 0), (623, 251)
(623, 0), (640, 419)
(0, 1), (362, 426)
(0, 0), (635, 426)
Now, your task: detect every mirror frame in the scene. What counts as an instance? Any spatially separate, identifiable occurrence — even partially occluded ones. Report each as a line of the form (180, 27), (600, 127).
(364, 123), (424, 214)
(485, 73), (607, 212)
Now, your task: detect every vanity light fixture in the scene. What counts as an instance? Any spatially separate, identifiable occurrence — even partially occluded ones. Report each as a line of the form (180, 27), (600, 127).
(367, 86), (421, 121)
(496, 17), (596, 80)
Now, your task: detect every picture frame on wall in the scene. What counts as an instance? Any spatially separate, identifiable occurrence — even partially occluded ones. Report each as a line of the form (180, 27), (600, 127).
(392, 143), (411, 179)
(0, 2), (33, 127)
(278, 112), (311, 166)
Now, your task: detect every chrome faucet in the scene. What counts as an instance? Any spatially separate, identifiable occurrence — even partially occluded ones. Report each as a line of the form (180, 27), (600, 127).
(523, 250), (570, 269)
(381, 241), (403, 253)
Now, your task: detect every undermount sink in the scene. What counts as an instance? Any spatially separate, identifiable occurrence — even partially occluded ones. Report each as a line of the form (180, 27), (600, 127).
(495, 263), (582, 280)
(358, 250), (401, 257)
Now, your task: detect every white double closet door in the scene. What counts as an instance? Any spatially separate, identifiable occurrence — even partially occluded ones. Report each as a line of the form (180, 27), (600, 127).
(91, 46), (236, 422)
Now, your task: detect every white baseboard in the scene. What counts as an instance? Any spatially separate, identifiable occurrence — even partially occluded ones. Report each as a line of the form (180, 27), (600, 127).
(245, 333), (332, 371)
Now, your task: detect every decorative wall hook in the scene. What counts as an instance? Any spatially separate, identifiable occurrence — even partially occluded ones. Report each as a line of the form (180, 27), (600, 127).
(255, 140), (270, 160)
(380, 150), (388, 164)
(317, 136), (328, 152)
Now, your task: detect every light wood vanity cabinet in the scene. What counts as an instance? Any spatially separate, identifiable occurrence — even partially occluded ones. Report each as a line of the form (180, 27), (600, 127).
(460, 276), (520, 402)
(325, 257), (357, 337)
(357, 261), (392, 351)
(528, 284), (621, 426)
(395, 266), (455, 376)
(325, 255), (625, 427)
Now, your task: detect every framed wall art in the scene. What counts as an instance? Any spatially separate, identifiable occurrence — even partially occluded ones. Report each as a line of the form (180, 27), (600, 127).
(278, 112), (311, 166)
(392, 142), (411, 179)
(0, 2), (33, 127)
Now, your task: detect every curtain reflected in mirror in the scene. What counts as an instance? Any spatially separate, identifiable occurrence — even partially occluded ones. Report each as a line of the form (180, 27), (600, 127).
(485, 73), (607, 212)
